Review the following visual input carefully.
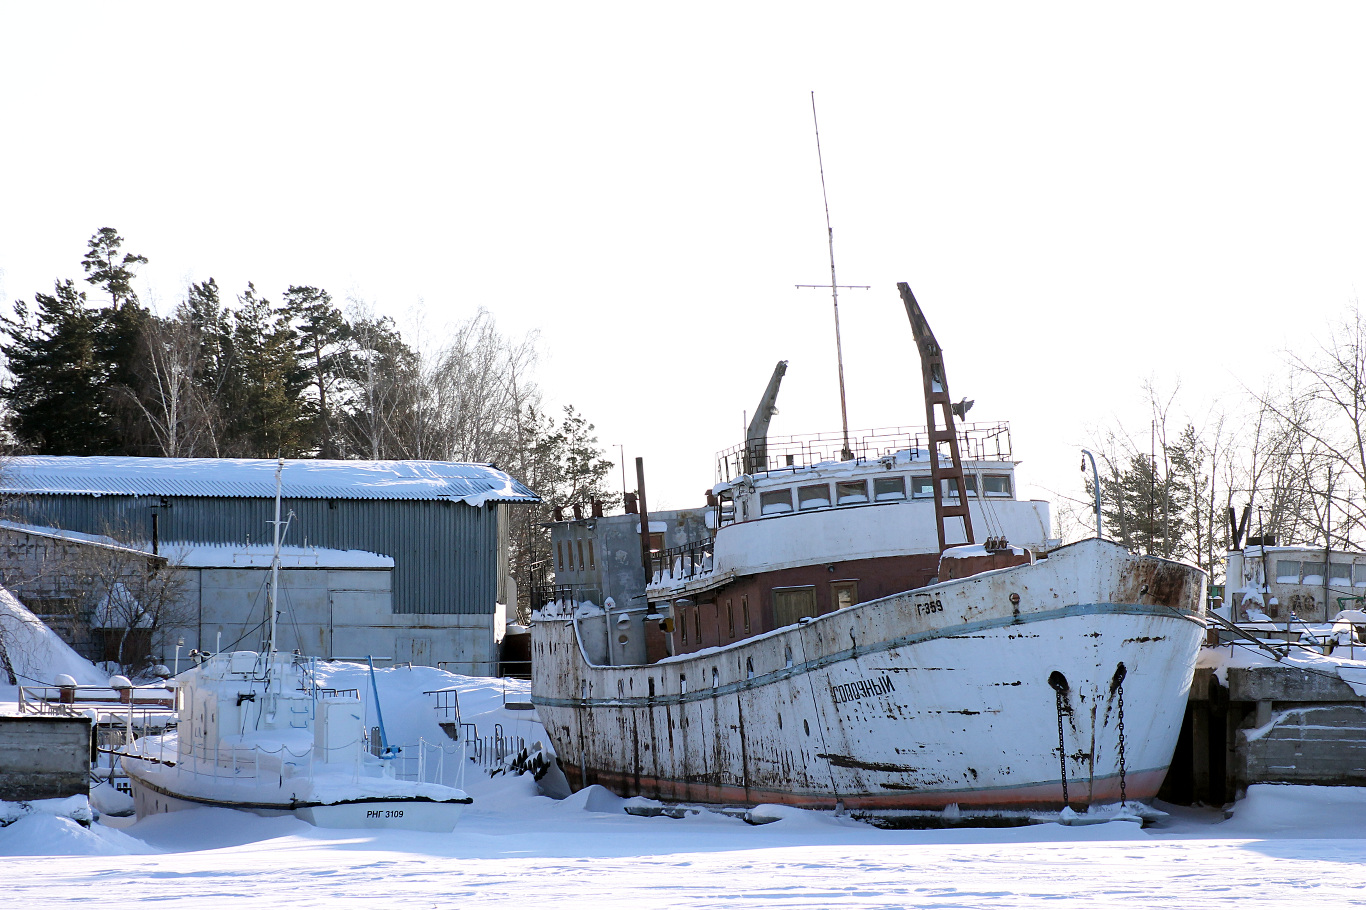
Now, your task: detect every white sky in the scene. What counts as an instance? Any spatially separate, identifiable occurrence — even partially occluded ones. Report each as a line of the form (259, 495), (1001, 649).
(4, 4), (1366, 516)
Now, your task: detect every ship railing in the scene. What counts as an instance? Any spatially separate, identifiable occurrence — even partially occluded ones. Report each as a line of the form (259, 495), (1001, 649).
(390, 736), (467, 791)
(715, 421), (1013, 482)
(651, 538), (715, 584)
(531, 583), (603, 611)
(17, 684), (175, 715)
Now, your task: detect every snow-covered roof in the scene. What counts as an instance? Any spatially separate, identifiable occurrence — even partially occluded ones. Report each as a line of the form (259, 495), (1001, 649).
(0, 521), (392, 568)
(167, 543), (394, 569)
(0, 457), (538, 505)
(0, 520), (157, 559)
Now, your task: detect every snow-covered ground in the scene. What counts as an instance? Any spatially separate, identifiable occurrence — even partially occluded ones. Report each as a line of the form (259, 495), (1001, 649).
(4, 777), (1366, 908)
(4, 618), (1366, 909)
(3, 667), (1365, 907)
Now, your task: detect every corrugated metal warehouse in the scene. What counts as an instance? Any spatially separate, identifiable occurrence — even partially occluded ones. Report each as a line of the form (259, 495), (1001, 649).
(0, 457), (538, 673)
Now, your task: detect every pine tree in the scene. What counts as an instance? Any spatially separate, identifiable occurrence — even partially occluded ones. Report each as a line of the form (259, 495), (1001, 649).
(80, 227), (147, 310)
(1101, 452), (1193, 558)
(81, 228), (154, 454)
(285, 286), (351, 458)
(0, 281), (117, 453)
(223, 284), (310, 456)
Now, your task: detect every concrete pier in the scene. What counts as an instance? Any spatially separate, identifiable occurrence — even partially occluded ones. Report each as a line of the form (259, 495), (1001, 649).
(0, 714), (93, 801)
(1164, 663), (1366, 805)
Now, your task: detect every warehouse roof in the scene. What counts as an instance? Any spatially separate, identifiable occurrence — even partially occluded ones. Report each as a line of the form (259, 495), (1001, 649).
(0, 457), (539, 505)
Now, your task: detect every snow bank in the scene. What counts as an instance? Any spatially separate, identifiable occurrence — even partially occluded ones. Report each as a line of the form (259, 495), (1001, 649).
(0, 586), (107, 686)
(0, 813), (153, 856)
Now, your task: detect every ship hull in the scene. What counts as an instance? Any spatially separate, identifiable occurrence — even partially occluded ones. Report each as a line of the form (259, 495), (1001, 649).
(531, 538), (1204, 822)
(124, 759), (470, 831)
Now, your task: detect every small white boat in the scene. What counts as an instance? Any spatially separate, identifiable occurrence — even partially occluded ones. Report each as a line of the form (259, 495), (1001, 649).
(122, 649), (471, 831)
(122, 460), (470, 831)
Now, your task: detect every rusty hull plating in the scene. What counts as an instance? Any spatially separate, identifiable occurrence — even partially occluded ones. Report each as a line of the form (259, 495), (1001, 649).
(531, 537), (1206, 823)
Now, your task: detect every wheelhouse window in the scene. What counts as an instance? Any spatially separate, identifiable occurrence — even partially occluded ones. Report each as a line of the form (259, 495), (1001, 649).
(1355, 564), (1366, 588)
(983, 474), (1012, 497)
(836, 480), (869, 505)
(773, 586), (818, 627)
(1302, 561), (1326, 584)
(1276, 560), (1300, 583)
(1331, 563), (1352, 585)
(911, 475), (935, 498)
(760, 489), (794, 515)
(798, 483), (832, 510)
(873, 476), (906, 501)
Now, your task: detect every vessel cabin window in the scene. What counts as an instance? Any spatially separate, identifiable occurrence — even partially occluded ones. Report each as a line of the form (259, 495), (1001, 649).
(1356, 565), (1366, 587)
(1276, 560), (1300, 583)
(983, 474), (1012, 497)
(1331, 563), (1352, 584)
(836, 480), (868, 505)
(943, 476), (978, 497)
(1302, 561), (1326, 584)
(773, 586), (818, 627)
(798, 484), (831, 510)
(873, 477), (906, 501)
(831, 580), (858, 610)
(911, 475), (935, 498)
(760, 489), (794, 515)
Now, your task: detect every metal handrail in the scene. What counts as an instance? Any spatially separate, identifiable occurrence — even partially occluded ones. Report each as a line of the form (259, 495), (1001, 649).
(650, 538), (715, 583)
(716, 421), (1013, 482)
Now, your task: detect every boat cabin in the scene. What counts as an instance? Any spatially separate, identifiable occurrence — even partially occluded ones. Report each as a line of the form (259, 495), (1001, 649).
(1226, 543), (1366, 623)
(648, 423), (1054, 657)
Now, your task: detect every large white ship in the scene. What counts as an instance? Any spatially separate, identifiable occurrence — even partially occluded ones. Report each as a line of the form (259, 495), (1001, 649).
(530, 284), (1206, 823)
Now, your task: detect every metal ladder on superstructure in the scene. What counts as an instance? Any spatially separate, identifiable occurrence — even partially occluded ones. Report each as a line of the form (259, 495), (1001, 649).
(898, 282), (975, 553)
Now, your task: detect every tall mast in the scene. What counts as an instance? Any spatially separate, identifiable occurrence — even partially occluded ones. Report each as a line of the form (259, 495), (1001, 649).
(800, 92), (869, 462)
(268, 459), (283, 653)
(899, 283), (975, 552)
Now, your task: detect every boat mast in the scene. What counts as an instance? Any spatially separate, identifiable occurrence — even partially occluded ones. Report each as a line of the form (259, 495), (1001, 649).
(268, 458), (283, 654)
(898, 283), (975, 552)
(798, 92), (869, 462)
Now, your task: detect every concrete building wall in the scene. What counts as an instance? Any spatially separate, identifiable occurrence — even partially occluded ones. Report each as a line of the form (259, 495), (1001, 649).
(0, 715), (91, 800)
(171, 566), (496, 673)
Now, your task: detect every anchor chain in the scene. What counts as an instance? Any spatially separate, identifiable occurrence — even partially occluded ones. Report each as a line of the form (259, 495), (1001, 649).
(1049, 672), (1071, 809)
(1110, 662), (1129, 809)
(1055, 690), (1069, 807)
(1117, 677), (1127, 807)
